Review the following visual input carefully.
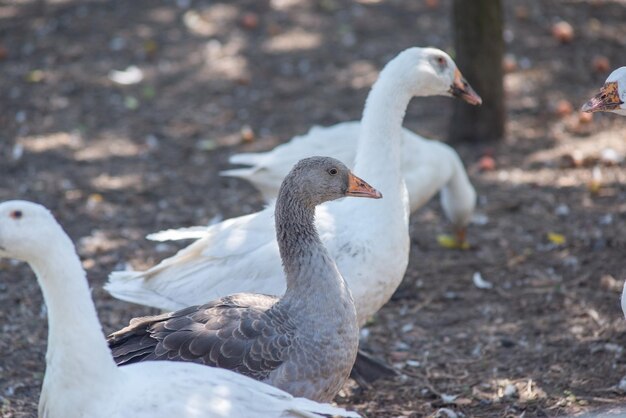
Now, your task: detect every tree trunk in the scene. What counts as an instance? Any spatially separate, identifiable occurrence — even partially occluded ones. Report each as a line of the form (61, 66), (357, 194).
(449, 0), (505, 142)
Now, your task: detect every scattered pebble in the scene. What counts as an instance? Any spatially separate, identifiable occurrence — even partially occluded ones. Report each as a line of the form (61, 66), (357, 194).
(471, 213), (489, 225)
(15, 110), (26, 124)
(599, 214), (613, 225)
(108, 66), (143, 85)
(11, 143), (24, 161)
(502, 53), (517, 72)
(562, 256), (579, 269)
(108, 36), (126, 51)
(551, 21), (574, 43)
(444, 291), (459, 300)
(515, 5), (529, 20)
(155, 243), (173, 253)
(239, 12), (259, 29)
(600, 148), (623, 165)
(592, 55), (610, 73)
(478, 155), (496, 171)
(555, 99), (573, 117)
(554, 204), (570, 217)
(472, 272), (493, 290)
(196, 139), (218, 151)
(578, 110), (593, 124)
(503, 384), (518, 398)
(440, 394), (458, 404)
(435, 408), (459, 418)
(359, 328), (370, 340)
(240, 125), (255, 142)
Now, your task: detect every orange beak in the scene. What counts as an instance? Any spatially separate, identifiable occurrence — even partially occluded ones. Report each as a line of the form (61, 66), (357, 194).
(346, 172), (382, 199)
(449, 69), (482, 106)
(581, 81), (624, 113)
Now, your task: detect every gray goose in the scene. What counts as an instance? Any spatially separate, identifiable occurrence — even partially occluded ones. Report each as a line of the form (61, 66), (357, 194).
(108, 156), (382, 402)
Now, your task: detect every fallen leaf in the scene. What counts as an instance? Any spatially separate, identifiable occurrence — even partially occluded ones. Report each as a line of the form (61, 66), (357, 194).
(547, 232), (566, 245)
(25, 69), (44, 83)
(437, 234), (469, 250)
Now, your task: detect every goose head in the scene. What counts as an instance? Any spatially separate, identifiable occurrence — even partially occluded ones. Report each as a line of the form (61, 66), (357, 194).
(390, 47), (482, 106)
(282, 156), (382, 206)
(0, 200), (63, 263)
(581, 67), (626, 116)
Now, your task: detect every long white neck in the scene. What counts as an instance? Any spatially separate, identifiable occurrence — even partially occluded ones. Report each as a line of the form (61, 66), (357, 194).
(353, 59), (416, 196)
(30, 233), (118, 390)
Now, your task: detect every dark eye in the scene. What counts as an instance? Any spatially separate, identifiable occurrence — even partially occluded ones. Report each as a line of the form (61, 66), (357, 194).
(437, 56), (447, 67)
(328, 168), (338, 176)
(10, 210), (22, 220)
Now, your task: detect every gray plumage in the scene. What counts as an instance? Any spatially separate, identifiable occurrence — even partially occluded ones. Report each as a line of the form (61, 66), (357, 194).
(108, 156), (376, 402)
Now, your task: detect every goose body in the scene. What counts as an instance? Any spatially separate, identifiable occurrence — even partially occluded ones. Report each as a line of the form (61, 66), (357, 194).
(105, 47), (482, 327)
(581, 67), (626, 116)
(109, 157), (382, 402)
(0, 200), (361, 418)
(222, 122), (477, 235)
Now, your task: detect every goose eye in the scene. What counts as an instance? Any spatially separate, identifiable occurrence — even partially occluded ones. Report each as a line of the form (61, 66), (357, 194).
(328, 168), (338, 176)
(436, 56), (447, 67)
(9, 210), (23, 220)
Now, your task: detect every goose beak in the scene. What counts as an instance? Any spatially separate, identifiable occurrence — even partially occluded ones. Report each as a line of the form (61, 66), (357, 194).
(449, 69), (482, 106)
(581, 81), (624, 113)
(346, 172), (382, 199)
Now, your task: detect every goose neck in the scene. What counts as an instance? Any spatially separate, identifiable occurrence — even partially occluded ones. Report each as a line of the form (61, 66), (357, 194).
(354, 64), (415, 180)
(30, 235), (118, 387)
(275, 185), (322, 289)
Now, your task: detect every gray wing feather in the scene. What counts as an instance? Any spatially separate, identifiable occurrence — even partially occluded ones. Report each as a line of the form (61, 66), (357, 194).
(107, 293), (292, 380)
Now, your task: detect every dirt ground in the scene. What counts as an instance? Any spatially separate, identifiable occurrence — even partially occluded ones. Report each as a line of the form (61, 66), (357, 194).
(1, 0), (626, 417)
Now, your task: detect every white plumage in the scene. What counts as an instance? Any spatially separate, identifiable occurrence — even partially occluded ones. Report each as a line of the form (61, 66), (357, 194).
(0, 200), (360, 418)
(221, 121), (476, 229)
(105, 47), (481, 327)
(581, 67), (626, 116)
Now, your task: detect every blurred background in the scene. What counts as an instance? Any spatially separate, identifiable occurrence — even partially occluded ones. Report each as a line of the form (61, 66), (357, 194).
(1, 0), (626, 417)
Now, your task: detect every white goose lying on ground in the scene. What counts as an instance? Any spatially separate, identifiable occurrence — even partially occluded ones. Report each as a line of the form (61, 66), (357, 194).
(109, 157), (381, 402)
(221, 123), (476, 245)
(581, 66), (626, 116)
(105, 47), (481, 326)
(0, 200), (361, 418)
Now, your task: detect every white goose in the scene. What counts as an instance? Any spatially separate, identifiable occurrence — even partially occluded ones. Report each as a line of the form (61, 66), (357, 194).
(581, 67), (626, 319)
(105, 47), (482, 326)
(221, 122), (476, 244)
(0, 200), (361, 418)
(581, 66), (626, 116)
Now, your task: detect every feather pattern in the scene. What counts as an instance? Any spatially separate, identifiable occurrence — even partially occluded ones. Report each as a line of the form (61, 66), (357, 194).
(0, 200), (362, 418)
(108, 157), (363, 402)
(108, 294), (288, 381)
